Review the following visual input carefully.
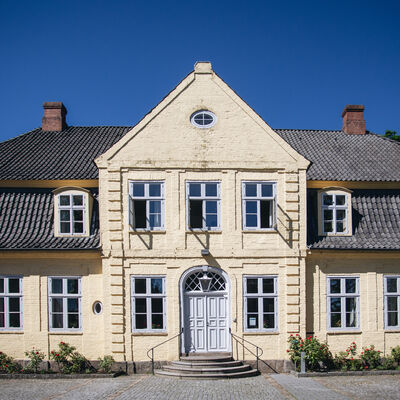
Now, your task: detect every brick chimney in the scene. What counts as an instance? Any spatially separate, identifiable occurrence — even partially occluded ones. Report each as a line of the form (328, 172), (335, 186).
(42, 102), (67, 131)
(341, 104), (365, 135)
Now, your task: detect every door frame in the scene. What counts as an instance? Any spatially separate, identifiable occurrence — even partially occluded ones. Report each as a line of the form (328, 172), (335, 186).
(179, 265), (231, 354)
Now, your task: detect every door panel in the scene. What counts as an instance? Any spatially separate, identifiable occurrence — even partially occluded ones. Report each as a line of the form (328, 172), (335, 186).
(185, 294), (228, 352)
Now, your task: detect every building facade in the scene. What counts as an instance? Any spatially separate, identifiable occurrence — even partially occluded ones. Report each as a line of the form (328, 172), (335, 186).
(0, 62), (399, 368)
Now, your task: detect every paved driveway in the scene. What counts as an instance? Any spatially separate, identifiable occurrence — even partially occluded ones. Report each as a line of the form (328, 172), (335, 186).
(0, 374), (399, 400)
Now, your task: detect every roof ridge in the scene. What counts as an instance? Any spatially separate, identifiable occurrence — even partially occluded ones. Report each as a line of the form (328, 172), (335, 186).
(0, 127), (41, 145)
(274, 128), (342, 133)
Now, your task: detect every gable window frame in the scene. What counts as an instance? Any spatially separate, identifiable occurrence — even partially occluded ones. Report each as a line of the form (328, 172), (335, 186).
(131, 276), (166, 332)
(243, 275), (278, 332)
(0, 276), (23, 331)
(318, 188), (352, 236)
(242, 181), (277, 231)
(129, 181), (165, 231)
(186, 181), (221, 231)
(53, 187), (92, 237)
(384, 276), (400, 330)
(48, 277), (82, 332)
(327, 276), (360, 331)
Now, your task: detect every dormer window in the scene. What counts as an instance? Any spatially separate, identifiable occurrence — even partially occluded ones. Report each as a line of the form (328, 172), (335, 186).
(59, 194), (85, 234)
(53, 188), (92, 237)
(319, 188), (352, 236)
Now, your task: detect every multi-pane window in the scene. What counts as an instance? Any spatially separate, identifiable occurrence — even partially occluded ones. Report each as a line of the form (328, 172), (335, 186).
(385, 276), (400, 329)
(58, 194), (85, 234)
(131, 277), (166, 331)
(327, 277), (359, 330)
(0, 277), (23, 330)
(187, 182), (220, 230)
(321, 193), (348, 234)
(243, 276), (277, 331)
(129, 182), (164, 230)
(49, 277), (81, 330)
(242, 182), (276, 230)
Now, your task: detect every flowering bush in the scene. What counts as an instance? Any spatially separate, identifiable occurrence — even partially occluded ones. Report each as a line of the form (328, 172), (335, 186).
(24, 348), (45, 373)
(333, 342), (362, 371)
(360, 345), (381, 369)
(0, 351), (22, 373)
(287, 334), (333, 371)
(50, 341), (94, 374)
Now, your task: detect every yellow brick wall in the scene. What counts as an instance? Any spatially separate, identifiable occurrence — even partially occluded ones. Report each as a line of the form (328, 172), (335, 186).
(307, 252), (400, 356)
(0, 252), (103, 359)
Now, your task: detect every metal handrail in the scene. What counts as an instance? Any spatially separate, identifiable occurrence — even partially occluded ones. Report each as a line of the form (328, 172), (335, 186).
(229, 328), (264, 372)
(146, 328), (184, 374)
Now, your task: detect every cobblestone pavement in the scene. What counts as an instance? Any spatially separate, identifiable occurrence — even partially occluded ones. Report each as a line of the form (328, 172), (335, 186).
(0, 374), (399, 400)
(315, 375), (400, 400)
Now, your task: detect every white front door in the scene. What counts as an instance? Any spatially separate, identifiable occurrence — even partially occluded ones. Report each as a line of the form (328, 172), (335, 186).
(184, 294), (229, 353)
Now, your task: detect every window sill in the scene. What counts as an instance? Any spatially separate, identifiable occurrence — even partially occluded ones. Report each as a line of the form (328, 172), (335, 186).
(129, 230), (166, 234)
(186, 230), (222, 234)
(320, 233), (353, 237)
(0, 330), (24, 334)
(384, 329), (400, 332)
(49, 331), (83, 335)
(132, 332), (168, 336)
(55, 234), (89, 238)
(243, 330), (279, 335)
(242, 229), (277, 234)
(327, 330), (361, 335)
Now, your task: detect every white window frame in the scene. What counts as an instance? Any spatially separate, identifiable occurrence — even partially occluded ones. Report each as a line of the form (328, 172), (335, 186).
(0, 276), (23, 331)
(384, 276), (400, 330)
(186, 181), (221, 231)
(243, 275), (278, 332)
(131, 276), (166, 333)
(48, 277), (82, 332)
(320, 191), (350, 235)
(242, 181), (277, 231)
(190, 110), (217, 128)
(129, 181), (165, 231)
(57, 193), (86, 235)
(327, 276), (360, 331)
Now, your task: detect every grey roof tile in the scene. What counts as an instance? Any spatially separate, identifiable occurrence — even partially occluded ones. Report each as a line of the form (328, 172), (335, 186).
(1, 127), (399, 182)
(0, 188), (99, 250)
(0, 127), (131, 180)
(308, 189), (400, 250)
(275, 129), (400, 181)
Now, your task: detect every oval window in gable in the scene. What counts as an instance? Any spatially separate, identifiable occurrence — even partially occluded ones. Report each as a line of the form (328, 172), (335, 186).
(190, 110), (217, 128)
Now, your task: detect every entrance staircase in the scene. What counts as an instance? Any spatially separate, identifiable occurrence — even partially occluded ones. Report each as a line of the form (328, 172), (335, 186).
(154, 353), (259, 379)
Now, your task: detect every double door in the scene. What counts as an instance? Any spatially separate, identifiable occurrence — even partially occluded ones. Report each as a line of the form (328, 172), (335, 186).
(184, 294), (229, 353)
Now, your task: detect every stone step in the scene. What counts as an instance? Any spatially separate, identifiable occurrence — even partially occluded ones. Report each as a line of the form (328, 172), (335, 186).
(154, 368), (259, 379)
(171, 360), (243, 368)
(180, 354), (233, 363)
(163, 364), (251, 374)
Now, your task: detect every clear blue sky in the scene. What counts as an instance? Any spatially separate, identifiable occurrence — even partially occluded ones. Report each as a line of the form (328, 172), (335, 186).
(1, 0), (399, 141)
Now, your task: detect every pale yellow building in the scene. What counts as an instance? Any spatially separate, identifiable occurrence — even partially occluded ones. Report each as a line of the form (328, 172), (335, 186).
(0, 62), (399, 372)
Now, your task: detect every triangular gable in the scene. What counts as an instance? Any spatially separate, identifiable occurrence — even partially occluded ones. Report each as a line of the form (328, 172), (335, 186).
(95, 62), (309, 170)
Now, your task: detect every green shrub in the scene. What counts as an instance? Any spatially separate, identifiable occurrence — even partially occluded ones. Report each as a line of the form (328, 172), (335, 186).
(98, 355), (115, 373)
(360, 345), (382, 369)
(287, 334), (333, 371)
(50, 341), (94, 374)
(381, 357), (395, 370)
(333, 342), (362, 371)
(24, 348), (45, 373)
(391, 346), (400, 363)
(0, 351), (22, 373)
